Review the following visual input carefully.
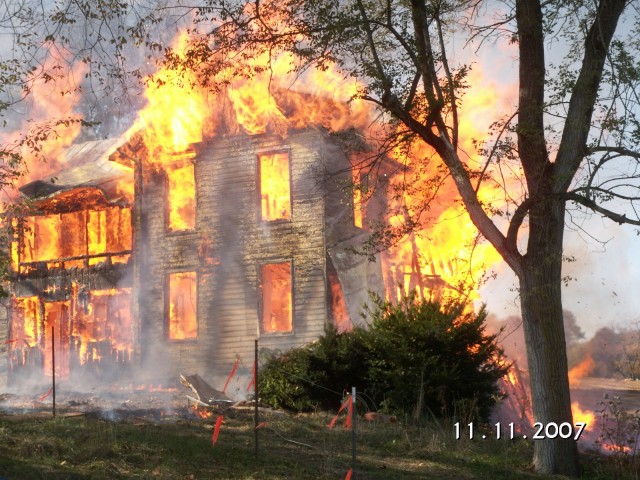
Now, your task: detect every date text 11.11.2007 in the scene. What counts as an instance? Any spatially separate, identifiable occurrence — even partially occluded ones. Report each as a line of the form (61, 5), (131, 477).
(454, 422), (588, 441)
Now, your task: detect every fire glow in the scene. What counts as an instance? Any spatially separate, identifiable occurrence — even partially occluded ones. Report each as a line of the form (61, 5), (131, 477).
(14, 205), (132, 273)
(7, 27), (506, 379)
(123, 32), (504, 304)
(10, 287), (134, 379)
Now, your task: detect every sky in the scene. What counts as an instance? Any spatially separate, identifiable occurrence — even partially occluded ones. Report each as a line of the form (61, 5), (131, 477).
(479, 221), (640, 337)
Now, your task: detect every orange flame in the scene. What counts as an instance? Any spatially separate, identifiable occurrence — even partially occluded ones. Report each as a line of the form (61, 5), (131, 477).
(0, 52), (88, 194)
(168, 272), (198, 340)
(571, 401), (596, 431)
(378, 72), (508, 303)
(569, 354), (595, 385)
(13, 205), (132, 273)
(192, 404), (213, 419)
(8, 24), (515, 380)
(120, 29), (507, 305)
(259, 152), (291, 221)
(261, 263), (293, 333)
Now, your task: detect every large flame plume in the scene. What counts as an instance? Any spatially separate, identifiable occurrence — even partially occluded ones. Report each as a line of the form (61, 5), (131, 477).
(7, 27), (507, 380)
(122, 32), (505, 305)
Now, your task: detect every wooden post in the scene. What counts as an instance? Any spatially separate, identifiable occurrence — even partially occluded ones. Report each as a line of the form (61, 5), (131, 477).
(51, 326), (56, 417)
(351, 386), (356, 478)
(254, 338), (259, 457)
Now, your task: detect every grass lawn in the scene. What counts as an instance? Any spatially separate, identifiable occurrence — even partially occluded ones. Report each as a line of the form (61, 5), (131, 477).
(0, 410), (635, 479)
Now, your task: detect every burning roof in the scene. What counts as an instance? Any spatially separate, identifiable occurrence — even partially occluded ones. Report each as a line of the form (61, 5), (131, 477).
(18, 137), (133, 207)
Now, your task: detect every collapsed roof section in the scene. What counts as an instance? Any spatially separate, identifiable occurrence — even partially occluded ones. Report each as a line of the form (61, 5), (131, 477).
(18, 137), (133, 212)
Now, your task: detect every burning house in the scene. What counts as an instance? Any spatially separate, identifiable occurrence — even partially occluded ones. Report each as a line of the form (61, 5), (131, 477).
(3, 126), (387, 388)
(0, 34), (494, 390)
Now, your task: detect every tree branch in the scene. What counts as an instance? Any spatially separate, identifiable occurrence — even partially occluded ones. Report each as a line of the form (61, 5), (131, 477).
(565, 192), (640, 226)
(365, 88), (525, 275)
(553, 0), (628, 193)
(435, 9), (458, 148)
(587, 145), (640, 160)
(405, 71), (421, 111)
(410, 0), (447, 135)
(570, 186), (640, 202)
(474, 110), (518, 194)
(506, 197), (534, 253)
(355, 0), (392, 96)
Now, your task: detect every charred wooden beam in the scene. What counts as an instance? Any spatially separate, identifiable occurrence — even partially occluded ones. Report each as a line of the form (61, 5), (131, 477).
(180, 373), (233, 405)
(18, 250), (133, 267)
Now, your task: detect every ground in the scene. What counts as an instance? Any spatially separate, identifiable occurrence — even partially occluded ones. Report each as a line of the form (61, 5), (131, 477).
(0, 380), (637, 479)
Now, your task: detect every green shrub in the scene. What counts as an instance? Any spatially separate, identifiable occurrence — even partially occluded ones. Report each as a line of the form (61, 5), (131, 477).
(259, 326), (368, 411)
(258, 292), (509, 421)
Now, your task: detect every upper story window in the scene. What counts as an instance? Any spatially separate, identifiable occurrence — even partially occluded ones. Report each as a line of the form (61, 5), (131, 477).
(260, 262), (293, 334)
(15, 206), (132, 273)
(167, 162), (196, 231)
(259, 152), (291, 222)
(353, 170), (363, 228)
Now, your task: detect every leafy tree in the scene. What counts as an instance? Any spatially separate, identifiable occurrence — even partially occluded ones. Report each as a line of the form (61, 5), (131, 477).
(3, 0), (640, 475)
(616, 323), (640, 380)
(259, 295), (509, 421)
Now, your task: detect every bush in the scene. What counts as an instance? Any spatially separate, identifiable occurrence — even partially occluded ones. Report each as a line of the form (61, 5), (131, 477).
(258, 293), (509, 421)
(259, 324), (369, 411)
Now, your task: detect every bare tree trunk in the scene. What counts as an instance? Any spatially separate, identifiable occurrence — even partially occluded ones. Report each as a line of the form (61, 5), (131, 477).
(519, 198), (579, 476)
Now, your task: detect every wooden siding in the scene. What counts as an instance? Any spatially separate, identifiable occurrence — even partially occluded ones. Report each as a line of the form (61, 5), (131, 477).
(136, 130), (331, 387)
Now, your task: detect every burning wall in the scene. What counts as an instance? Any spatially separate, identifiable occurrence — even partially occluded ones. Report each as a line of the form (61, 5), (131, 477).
(4, 127), (382, 387)
(127, 128), (380, 383)
(8, 208), (135, 382)
(6, 138), (136, 383)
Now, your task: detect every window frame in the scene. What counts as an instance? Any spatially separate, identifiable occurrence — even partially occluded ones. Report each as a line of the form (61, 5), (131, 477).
(165, 269), (199, 341)
(257, 260), (294, 336)
(256, 149), (293, 224)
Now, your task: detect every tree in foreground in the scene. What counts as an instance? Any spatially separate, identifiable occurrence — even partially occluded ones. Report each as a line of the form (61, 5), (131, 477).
(259, 294), (509, 422)
(2, 0), (640, 475)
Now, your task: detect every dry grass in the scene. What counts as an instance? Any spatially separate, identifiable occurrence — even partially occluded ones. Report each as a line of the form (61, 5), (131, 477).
(0, 409), (635, 479)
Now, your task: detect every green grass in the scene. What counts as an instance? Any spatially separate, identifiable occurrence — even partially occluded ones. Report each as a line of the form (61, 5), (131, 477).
(0, 411), (635, 479)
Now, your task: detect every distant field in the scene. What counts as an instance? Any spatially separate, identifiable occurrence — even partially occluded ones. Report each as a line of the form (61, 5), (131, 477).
(573, 377), (640, 392)
(571, 377), (640, 415)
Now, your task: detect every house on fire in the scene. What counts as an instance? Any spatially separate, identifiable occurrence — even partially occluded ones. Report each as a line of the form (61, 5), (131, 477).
(1, 128), (387, 388)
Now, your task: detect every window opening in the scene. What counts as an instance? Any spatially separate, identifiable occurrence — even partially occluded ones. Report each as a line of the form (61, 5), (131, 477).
(261, 262), (293, 333)
(168, 271), (197, 339)
(259, 152), (291, 221)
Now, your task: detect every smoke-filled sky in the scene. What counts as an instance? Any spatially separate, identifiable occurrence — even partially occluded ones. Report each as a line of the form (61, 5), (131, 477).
(480, 223), (640, 337)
